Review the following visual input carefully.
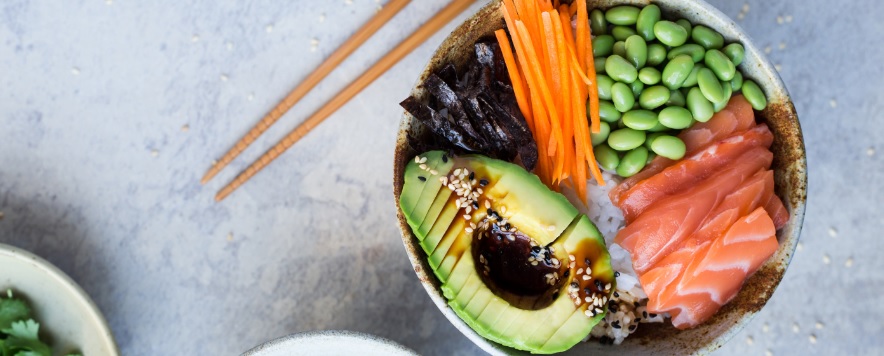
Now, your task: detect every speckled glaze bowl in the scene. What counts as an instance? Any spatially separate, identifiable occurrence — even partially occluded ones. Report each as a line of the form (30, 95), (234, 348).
(241, 330), (418, 356)
(392, 0), (806, 354)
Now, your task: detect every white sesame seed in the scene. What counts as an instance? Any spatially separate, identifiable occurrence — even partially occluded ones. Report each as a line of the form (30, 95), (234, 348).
(569, 255), (576, 261)
(776, 16), (784, 24)
(845, 257), (854, 267)
(455, 200), (462, 208)
(477, 188), (483, 194)
(829, 99), (838, 108)
(500, 206), (507, 214)
(815, 322), (824, 329)
(765, 350), (773, 356)
(764, 46), (771, 54)
(585, 310), (593, 317)
(746, 336), (754, 345)
(531, 261), (538, 266)
(464, 214), (471, 220)
(419, 156), (427, 163)
(465, 206), (472, 214)
(828, 227), (838, 238)
(737, 13), (745, 20)
(742, 3), (749, 12)
(570, 262), (575, 268)
(582, 275), (590, 280)
(586, 268), (592, 275)
(577, 268), (584, 275)
(775, 64), (782, 71)
(470, 222), (476, 229)
(785, 15), (793, 22)
(552, 258), (559, 266)
(419, 164), (427, 170)
(823, 254), (831, 264)
(797, 242), (803, 251)
(605, 283), (611, 290)
(430, 169), (438, 175)
(465, 227), (474, 233)
(808, 334), (817, 344)
(508, 235), (515, 241)
(762, 323), (769, 333)
(792, 323), (800, 333)
(779, 42), (786, 50)
(484, 200), (491, 209)
(868, 147), (876, 156)
(528, 256), (535, 262)
(454, 168), (462, 176)
(440, 177), (448, 185)
(595, 308), (603, 314)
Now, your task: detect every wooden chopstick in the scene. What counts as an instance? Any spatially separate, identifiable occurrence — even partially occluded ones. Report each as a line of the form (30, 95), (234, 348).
(214, 0), (477, 201)
(201, 0), (412, 185)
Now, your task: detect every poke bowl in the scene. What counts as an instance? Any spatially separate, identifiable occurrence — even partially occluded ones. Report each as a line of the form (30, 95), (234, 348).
(393, 0), (806, 354)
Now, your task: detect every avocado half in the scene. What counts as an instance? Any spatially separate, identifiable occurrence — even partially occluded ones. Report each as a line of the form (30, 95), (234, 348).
(400, 151), (615, 354)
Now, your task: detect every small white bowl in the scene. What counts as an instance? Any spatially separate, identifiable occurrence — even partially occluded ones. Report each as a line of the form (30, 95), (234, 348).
(241, 330), (418, 356)
(0, 243), (118, 356)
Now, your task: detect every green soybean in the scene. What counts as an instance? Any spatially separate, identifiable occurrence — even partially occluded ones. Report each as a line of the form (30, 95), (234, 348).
(608, 128), (647, 151)
(667, 44), (706, 63)
(613, 41), (627, 57)
(622, 110), (659, 130)
(593, 57), (606, 73)
(713, 80), (733, 112)
(741, 80), (768, 110)
(636, 4), (661, 41)
(612, 26), (638, 41)
(639, 85), (670, 109)
(691, 25), (724, 49)
(594, 144), (620, 171)
(597, 75), (614, 100)
(704, 49), (736, 81)
(630, 80), (645, 98)
(723, 43), (745, 66)
(667, 89), (686, 107)
(638, 67), (661, 85)
(676, 19), (693, 37)
(591, 121), (612, 146)
(730, 71), (743, 91)
(593, 35), (615, 57)
(654, 21), (689, 47)
(650, 135), (687, 160)
(697, 67), (726, 103)
(682, 63), (705, 87)
(625, 35), (648, 68)
(687, 87), (715, 122)
(647, 43), (667, 66)
(611, 82), (635, 112)
(658, 106), (693, 129)
(606, 6), (641, 26)
(605, 55), (638, 83)
(662, 54), (695, 89)
(598, 100), (621, 122)
(645, 132), (666, 150)
(616, 147), (649, 177)
(590, 9), (608, 35)
(648, 120), (669, 132)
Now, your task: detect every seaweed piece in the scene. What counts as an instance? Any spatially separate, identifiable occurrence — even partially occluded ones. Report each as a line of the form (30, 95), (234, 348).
(400, 96), (483, 152)
(478, 93), (535, 168)
(424, 74), (488, 150)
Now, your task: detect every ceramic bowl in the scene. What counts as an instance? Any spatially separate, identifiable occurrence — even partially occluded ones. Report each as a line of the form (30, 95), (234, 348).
(0, 243), (119, 356)
(241, 330), (418, 356)
(392, 0), (806, 354)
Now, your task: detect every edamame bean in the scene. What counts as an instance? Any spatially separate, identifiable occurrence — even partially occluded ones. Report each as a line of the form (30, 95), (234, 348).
(697, 67), (726, 103)
(676, 19), (693, 37)
(612, 26), (638, 41)
(605, 55), (638, 83)
(590, 9), (608, 35)
(713, 80), (733, 112)
(667, 44), (706, 63)
(691, 25), (724, 49)
(650, 135), (687, 160)
(662, 55), (695, 90)
(613, 41), (627, 57)
(608, 128), (646, 151)
(741, 80), (768, 110)
(598, 100), (621, 122)
(654, 21), (689, 47)
(625, 35), (648, 68)
(645, 132), (666, 150)
(639, 85), (670, 109)
(682, 63), (705, 87)
(617, 147), (649, 177)
(730, 71), (743, 91)
(606, 6), (641, 26)
(593, 35), (615, 57)
(658, 106), (693, 129)
(611, 82), (635, 112)
(597, 75), (614, 100)
(636, 4), (661, 41)
(594, 56), (607, 73)
(723, 43), (745, 66)
(622, 110), (659, 130)
(647, 43), (667, 66)
(704, 49), (736, 81)
(648, 120), (669, 132)
(629, 80), (644, 98)
(667, 88), (686, 107)
(594, 144), (620, 171)
(638, 67), (661, 85)
(687, 87), (714, 122)
(591, 121), (612, 146)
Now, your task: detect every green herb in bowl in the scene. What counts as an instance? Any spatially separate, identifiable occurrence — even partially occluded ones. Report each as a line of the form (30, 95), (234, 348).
(0, 290), (82, 356)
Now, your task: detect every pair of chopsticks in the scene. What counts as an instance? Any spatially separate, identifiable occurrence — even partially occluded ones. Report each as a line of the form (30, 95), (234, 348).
(202, 0), (477, 201)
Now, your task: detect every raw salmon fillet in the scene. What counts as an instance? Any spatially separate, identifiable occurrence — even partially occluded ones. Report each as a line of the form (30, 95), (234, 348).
(614, 148), (773, 274)
(648, 208), (778, 329)
(616, 124), (775, 223)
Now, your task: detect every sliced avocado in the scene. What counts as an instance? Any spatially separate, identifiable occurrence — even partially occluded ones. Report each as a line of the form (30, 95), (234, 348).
(400, 152), (615, 354)
(401, 151), (454, 234)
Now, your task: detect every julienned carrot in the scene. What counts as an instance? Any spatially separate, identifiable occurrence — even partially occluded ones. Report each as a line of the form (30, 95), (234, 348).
(495, 29), (532, 127)
(541, 13), (565, 179)
(551, 11), (574, 183)
(514, 21), (562, 159)
(574, 1), (588, 75)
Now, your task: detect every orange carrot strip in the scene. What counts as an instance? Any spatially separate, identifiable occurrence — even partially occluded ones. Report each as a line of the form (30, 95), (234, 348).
(494, 29), (533, 128)
(541, 12), (565, 182)
(552, 10), (574, 183)
(575, 1), (588, 69)
(514, 20), (562, 157)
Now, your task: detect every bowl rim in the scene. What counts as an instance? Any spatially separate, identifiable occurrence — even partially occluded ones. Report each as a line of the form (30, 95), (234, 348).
(240, 330), (418, 356)
(0, 243), (120, 356)
(392, 0), (807, 354)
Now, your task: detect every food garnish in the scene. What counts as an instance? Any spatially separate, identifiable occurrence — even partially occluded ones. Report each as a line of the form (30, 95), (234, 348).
(0, 289), (82, 356)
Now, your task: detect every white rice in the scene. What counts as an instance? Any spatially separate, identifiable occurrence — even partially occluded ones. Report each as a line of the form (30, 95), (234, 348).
(561, 171), (666, 345)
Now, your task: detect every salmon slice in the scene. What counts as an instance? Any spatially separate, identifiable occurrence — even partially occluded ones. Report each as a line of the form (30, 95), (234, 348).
(615, 148), (773, 274)
(616, 124), (774, 223)
(649, 208), (779, 329)
(609, 95), (756, 206)
(690, 169), (774, 246)
(764, 193), (789, 229)
(639, 240), (710, 305)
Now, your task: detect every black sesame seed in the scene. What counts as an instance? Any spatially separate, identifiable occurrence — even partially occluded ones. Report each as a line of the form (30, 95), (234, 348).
(650, 313), (658, 318)
(418, 176), (426, 181)
(504, 223), (511, 230)
(608, 303), (618, 313)
(611, 321), (621, 329)
(635, 317), (642, 322)
(472, 201), (479, 209)
(469, 172), (475, 180)
(595, 280), (603, 289)
(571, 282), (579, 288)
(552, 291), (559, 299)
(479, 179), (489, 186)
(634, 301), (640, 307)
(585, 258), (591, 266)
(614, 271), (621, 277)
(486, 209), (493, 215)
(642, 311), (648, 318)
(531, 246), (541, 253)
(584, 287), (591, 295)
(496, 234), (503, 241)
(442, 155), (448, 163)
(599, 336), (611, 345)
(629, 324), (637, 331)
(563, 270), (570, 277)
(613, 291), (620, 298)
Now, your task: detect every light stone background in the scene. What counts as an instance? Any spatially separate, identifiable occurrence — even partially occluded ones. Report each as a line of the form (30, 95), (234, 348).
(1, 0), (881, 355)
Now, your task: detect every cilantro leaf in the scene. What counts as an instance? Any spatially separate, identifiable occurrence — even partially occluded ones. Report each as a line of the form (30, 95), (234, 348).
(2, 320), (51, 356)
(0, 297), (30, 330)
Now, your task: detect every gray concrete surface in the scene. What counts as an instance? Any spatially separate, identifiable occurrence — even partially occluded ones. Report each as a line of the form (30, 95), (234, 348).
(1, 0), (881, 355)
